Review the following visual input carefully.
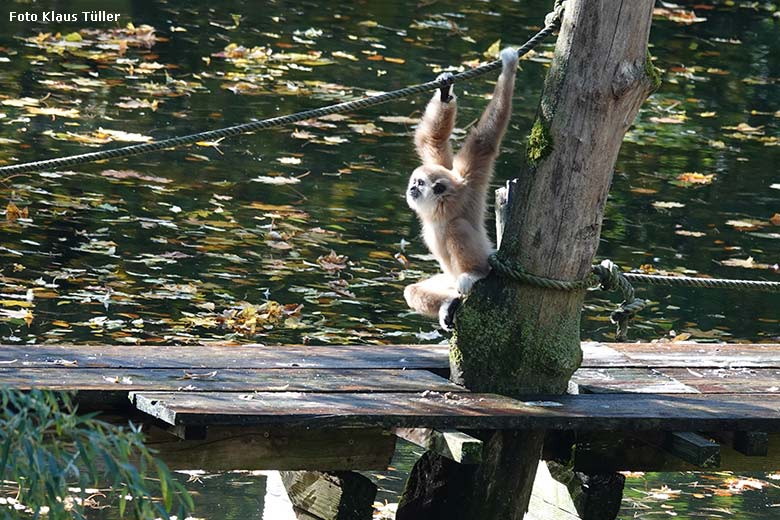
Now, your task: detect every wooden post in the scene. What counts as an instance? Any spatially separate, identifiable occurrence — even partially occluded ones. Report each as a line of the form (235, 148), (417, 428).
(398, 1), (658, 518)
(280, 471), (377, 520)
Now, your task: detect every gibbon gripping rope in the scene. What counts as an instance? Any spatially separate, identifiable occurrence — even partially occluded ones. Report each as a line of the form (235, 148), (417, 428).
(0, 7), (565, 176)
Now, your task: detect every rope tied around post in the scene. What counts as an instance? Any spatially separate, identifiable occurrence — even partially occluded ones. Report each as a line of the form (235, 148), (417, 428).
(488, 253), (780, 340)
(0, 2), (566, 176)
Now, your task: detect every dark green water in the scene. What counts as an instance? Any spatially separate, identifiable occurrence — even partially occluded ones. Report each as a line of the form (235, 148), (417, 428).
(0, 0), (778, 518)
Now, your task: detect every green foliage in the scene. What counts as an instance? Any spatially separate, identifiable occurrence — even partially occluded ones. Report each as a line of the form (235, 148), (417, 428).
(645, 50), (662, 92)
(0, 388), (193, 519)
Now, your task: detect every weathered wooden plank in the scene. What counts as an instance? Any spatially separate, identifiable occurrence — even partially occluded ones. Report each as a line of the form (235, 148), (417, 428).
(661, 368), (780, 393)
(665, 432), (720, 468)
(571, 368), (699, 394)
(589, 342), (780, 368)
(0, 367), (460, 393)
(130, 391), (780, 431)
(145, 426), (396, 471)
(573, 367), (780, 394)
(281, 471), (376, 520)
(733, 431), (769, 456)
(2, 342), (778, 370)
(394, 428), (482, 464)
(0, 343), (449, 370)
(525, 461), (582, 520)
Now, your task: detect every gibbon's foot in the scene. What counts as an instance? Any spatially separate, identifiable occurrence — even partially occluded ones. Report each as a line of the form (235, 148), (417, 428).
(500, 47), (519, 70)
(438, 296), (462, 331)
(436, 72), (455, 103)
(456, 272), (484, 295)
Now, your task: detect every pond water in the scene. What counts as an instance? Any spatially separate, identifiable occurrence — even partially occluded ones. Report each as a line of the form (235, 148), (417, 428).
(0, 0), (777, 518)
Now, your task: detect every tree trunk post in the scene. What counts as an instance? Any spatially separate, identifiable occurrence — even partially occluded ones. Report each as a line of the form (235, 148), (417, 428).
(399, 1), (658, 518)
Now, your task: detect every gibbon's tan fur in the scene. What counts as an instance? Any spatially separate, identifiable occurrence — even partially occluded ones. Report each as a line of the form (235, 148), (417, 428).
(404, 48), (519, 329)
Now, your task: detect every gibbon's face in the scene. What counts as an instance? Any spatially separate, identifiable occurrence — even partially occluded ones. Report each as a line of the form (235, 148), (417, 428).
(406, 165), (454, 215)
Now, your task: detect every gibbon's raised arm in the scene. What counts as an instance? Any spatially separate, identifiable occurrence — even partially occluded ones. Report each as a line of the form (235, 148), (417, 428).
(414, 74), (458, 169)
(453, 49), (519, 184)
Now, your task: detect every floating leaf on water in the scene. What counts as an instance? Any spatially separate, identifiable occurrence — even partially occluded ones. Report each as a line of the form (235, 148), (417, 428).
(322, 136), (349, 145)
(101, 169), (171, 184)
(5, 202), (29, 223)
(115, 98), (160, 111)
(251, 176), (301, 185)
(378, 115), (420, 125)
(652, 201), (685, 209)
(2, 97), (39, 107)
(676, 172), (715, 185)
(348, 122), (383, 135)
(675, 230), (705, 237)
(26, 106), (81, 118)
(720, 257), (773, 270)
(722, 122), (764, 135)
(332, 51), (359, 61)
(483, 39), (501, 59)
(317, 250), (348, 272)
(291, 129), (315, 140)
(649, 115), (687, 124)
(726, 219), (765, 231)
(653, 7), (707, 24)
(277, 156), (302, 165)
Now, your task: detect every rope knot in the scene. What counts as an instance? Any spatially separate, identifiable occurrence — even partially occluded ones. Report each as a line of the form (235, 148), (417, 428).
(591, 260), (647, 341)
(545, 0), (566, 28)
(489, 254), (646, 340)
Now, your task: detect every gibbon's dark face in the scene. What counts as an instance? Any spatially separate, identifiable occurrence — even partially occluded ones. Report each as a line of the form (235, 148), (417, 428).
(407, 165), (453, 215)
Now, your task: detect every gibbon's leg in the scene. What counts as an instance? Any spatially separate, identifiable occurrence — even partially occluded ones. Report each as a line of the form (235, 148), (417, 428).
(414, 73), (458, 168)
(453, 47), (519, 184)
(404, 274), (460, 329)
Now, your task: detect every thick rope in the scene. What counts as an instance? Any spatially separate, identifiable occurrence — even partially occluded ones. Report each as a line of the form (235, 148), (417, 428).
(489, 254), (780, 340)
(0, 10), (564, 176)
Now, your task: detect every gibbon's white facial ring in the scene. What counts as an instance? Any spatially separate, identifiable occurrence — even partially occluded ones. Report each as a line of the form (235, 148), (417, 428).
(407, 176), (446, 213)
(406, 168), (450, 213)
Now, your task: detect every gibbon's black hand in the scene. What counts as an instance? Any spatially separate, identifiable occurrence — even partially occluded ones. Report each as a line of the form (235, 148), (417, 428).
(437, 72), (455, 103)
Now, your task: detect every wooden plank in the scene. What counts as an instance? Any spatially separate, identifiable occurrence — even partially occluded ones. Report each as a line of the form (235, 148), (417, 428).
(572, 367), (780, 394)
(0, 343), (449, 370)
(145, 425), (396, 471)
(591, 342), (780, 368)
(571, 368), (699, 394)
(579, 343), (632, 367)
(526, 461), (582, 520)
(394, 428), (482, 464)
(665, 432), (720, 468)
(661, 368), (780, 393)
(130, 391), (780, 431)
(2, 342), (779, 370)
(0, 367), (460, 393)
(733, 431), (769, 456)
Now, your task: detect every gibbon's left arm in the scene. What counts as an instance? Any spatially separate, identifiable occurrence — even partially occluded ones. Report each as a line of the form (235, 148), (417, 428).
(414, 73), (458, 169)
(453, 48), (519, 186)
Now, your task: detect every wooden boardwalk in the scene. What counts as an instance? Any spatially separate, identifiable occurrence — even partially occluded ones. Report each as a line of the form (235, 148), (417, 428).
(1, 341), (779, 472)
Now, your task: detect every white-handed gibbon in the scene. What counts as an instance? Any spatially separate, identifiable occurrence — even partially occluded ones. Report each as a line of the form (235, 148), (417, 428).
(404, 47), (519, 330)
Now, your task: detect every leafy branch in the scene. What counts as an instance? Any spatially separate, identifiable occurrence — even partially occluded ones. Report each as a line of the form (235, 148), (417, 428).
(0, 388), (193, 519)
